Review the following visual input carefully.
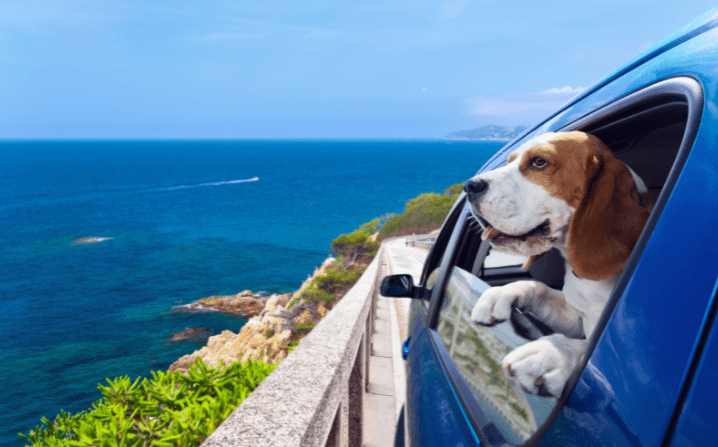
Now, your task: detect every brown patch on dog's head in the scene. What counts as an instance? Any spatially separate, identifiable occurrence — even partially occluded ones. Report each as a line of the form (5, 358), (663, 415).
(517, 131), (600, 210)
(513, 131), (652, 279)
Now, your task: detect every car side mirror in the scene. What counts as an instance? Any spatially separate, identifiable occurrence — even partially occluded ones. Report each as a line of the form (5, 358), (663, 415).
(380, 274), (427, 300)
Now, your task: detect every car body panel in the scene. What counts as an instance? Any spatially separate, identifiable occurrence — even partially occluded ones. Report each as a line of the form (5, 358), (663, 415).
(404, 9), (718, 447)
(406, 299), (482, 447)
(668, 287), (718, 447)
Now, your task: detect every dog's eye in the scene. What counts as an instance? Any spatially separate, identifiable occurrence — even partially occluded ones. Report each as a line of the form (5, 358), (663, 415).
(530, 157), (549, 170)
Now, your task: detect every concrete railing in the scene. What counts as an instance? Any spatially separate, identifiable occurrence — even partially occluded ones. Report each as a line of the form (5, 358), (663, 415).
(200, 244), (385, 447)
(404, 234), (436, 251)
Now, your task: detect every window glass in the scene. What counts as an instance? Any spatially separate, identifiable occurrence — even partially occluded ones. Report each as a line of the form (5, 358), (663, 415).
(483, 250), (526, 268)
(437, 264), (554, 444)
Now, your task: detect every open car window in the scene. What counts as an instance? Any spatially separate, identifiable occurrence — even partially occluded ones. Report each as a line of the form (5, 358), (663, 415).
(430, 77), (702, 446)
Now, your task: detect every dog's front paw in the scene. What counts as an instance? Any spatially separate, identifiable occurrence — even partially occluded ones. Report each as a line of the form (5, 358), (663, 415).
(471, 284), (521, 326)
(502, 335), (583, 397)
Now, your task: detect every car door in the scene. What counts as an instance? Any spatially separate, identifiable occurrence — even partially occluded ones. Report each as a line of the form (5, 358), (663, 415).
(404, 198), (484, 447)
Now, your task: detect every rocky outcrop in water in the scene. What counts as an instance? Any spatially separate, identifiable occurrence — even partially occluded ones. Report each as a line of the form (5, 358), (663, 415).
(185, 290), (266, 317)
(169, 258), (336, 375)
(166, 327), (213, 344)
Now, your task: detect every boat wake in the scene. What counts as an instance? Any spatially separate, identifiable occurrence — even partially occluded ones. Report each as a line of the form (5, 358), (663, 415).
(72, 237), (114, 245)
(158, 177), (259, 191)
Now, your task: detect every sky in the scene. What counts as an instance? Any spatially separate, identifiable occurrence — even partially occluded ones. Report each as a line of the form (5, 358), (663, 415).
(1, 0), (717, 139)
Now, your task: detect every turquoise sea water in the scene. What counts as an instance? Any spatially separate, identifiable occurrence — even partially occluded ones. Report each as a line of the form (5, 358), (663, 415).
(0, 139), (501, 444)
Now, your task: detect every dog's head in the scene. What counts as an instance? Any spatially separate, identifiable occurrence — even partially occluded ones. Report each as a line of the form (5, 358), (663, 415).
(464, 131), (653, 280)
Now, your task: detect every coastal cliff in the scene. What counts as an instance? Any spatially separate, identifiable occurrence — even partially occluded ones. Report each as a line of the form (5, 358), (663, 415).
(169, 257), (338, 374)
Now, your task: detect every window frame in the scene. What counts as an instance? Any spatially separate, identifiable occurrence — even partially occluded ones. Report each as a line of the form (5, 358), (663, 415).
(424, 76), (703, 447)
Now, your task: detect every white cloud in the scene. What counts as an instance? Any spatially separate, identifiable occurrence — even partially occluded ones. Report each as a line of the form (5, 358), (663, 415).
(466, 87), (585, 125)
(533, 86), (586, 95)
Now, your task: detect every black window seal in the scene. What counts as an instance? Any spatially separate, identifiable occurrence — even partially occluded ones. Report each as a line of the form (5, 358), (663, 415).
(426, 202), (471, 329)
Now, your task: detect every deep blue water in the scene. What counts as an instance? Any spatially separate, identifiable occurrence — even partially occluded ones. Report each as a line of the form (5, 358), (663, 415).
(0, 139), (501, 445)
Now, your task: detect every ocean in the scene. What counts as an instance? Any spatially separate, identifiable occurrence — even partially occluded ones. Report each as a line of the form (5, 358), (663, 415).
(0, 139), (501, 445)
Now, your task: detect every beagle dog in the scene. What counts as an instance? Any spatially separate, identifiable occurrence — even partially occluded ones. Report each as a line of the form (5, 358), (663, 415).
(464, 131), (653, 397)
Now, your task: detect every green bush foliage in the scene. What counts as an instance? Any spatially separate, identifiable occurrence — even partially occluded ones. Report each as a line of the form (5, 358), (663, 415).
(288, 221), (380, 308)
(295, 322), (317, 331)
(377, 183), (463, 240)
(442, 183), (464, 197)
(19, 358), (277, 447)
(330, 229), (379, 267)
(299, 262), (366, 306)
(286, 296), (299, 310)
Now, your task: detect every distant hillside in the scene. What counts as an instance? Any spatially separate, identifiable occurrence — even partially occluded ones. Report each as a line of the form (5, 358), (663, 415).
(446, 125), (527, 141)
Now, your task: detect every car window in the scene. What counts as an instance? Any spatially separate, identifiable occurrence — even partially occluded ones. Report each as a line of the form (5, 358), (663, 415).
(431, 78), (701, 446)
(436, 217), (553, 444)
(483, 250), (526, 269)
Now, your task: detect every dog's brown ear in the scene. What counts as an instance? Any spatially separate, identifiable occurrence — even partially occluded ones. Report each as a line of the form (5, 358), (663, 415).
(567, 138), (652, 280)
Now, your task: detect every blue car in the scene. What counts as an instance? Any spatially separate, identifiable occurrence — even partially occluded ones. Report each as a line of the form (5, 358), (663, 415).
(381, 8), (718, 447)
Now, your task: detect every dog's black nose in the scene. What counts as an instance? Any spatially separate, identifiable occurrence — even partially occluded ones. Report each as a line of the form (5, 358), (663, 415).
(464, 179), (488, 197)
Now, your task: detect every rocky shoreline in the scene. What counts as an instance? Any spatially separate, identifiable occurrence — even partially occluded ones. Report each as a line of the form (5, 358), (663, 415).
(168, 257), (337, 375)
(173, 290), (268, 317)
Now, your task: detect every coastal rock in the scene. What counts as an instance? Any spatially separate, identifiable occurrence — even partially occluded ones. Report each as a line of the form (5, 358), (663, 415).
(197, 291), (265, 316)
(261, 293), (291, 317)
(168, 257), (338, 375)
(293, 308), (319, 327)
(166, 327), (213, 344)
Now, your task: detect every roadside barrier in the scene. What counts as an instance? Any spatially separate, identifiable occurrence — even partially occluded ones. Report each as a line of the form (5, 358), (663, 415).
(200, 245), (385, 447)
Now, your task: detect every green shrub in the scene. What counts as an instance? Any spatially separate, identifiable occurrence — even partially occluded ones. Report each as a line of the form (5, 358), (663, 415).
(286, 296), (299, 310)
(19, 358), (277, 447)
(378, 183), (463, 240)
(357, 218), (381, 235)
(442, 183), (464, 197)
(264, 329), (275, 339)
(299, 262), (366, 306)
(330, 231), (379, 266)
(296, 322), (316, 331)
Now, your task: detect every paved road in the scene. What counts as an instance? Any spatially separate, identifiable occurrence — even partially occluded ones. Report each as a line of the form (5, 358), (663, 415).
(363, 237), (429, 447)
(383, 237), (430, 343)
(384, 237), (429, 280)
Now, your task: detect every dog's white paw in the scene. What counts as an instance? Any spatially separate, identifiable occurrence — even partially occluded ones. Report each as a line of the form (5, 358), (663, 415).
(502, 335), (581, 397)
(471, 284), (522, 326)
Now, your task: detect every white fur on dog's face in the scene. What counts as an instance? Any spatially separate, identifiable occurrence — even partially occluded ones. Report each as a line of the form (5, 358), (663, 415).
(466, 132), (574, 256)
